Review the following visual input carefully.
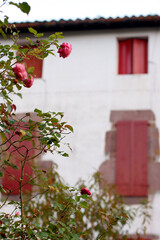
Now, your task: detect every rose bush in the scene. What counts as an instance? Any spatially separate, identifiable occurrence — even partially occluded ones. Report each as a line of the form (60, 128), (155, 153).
(24, 169), (151, 240)
(0, 1), (151, 239)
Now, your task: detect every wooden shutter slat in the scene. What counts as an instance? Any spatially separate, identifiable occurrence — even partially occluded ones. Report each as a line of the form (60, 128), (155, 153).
(131, 121), (148, 196)
(133, 38), (148, 74)
(116, 121), (131, 195)
(118, 39), (132, 74)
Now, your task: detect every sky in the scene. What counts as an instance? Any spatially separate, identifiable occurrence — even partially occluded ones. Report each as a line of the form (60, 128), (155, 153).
(2, 0), (160, 23)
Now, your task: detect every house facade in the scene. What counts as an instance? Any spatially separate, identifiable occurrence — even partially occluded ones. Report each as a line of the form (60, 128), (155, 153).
(2, 15), (160, 239)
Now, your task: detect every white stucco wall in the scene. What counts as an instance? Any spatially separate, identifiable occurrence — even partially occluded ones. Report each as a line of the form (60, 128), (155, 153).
(3, 27), (160, 238)
(14, 28), (160, 183)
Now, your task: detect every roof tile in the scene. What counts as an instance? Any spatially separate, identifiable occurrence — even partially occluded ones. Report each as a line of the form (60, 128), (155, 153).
(14, 15), (160, 32)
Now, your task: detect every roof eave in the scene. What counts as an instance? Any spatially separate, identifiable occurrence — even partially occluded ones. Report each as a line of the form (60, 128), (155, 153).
(14, 15), (160, 33)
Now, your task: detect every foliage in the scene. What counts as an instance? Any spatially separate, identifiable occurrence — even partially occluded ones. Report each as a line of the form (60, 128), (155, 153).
(0, 1), (152, 239)
(23, 169), (151, 240)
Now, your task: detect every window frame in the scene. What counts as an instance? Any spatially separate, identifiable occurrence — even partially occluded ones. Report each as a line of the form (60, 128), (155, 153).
(118, 37), (148, 75)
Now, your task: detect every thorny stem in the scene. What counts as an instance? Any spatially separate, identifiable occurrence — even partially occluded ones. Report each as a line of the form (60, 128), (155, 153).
(19, 148), (29, 238)
(58, 198), (72, 221)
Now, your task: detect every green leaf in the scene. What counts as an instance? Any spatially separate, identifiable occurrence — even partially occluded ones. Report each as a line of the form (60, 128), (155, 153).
(54, 202), (63, 210)
(16, 84), (22, 91)
(62, 153), (69, 157)
(0, 172), (4, 177)
(25, 37), (34, 45)
(28, 27), (37, 35)
(81, 194), (88, 200)
(26, 131), (32, 137)
(0, 184), (4, 194)
(39, 232), (49, 238)
(10, 2), (30, 15)
(65, 124), (73, 132)
(19, 2), (30, 14)
(4, 160), (19, 169)
(34, 108), (42, 114)
(75, 196), (81, 202)
(49, 34), (56, 41)
(8, 200), (16, 205)
(51, 118), (58, 123)
(36, 33), (44, 38)
(12, 44), (20, 50)
(4, 16), (9, 26)
(17, 93), (22, 99)
(27, 66), (35, 74)
(29, 178), (35, 185)
(59, 228), (65, 234)
(0, 132), (6, 143)
(32, 140), (35, 148)
(16, 55), (23, 61)
(57, 221), (66, 227)
(9, 2), (31, 14)
(79, 201), (89, 209)
(0, 28), (7, 40)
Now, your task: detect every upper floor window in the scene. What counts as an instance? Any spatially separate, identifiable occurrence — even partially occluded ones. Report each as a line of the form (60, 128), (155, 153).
(20, 45), (43, 78)
(118, 38), (148, 74)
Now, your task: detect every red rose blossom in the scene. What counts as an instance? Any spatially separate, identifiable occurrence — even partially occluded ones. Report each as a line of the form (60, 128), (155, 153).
(58, 42), (72, 58)
(80, 188), (91, 196)
(24, 75), (34, 88)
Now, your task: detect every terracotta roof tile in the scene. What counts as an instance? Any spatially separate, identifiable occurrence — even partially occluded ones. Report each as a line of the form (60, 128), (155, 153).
(14, 15), (160, 33)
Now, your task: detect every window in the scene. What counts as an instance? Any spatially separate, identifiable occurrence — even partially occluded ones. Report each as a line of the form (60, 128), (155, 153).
(116, 121), (148, 197)
(118, 38), (148, 74)
(100, 110), (160, 203)
(2, 121), (34, 194)
(1, 113), (53, 197)
(20, 45), (43, 78)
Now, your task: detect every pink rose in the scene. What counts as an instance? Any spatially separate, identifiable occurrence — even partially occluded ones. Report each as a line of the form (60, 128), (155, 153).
(58, 43), (72, 58)
(15, 212), (19, 216)
(80, 188), (91, 196)
(24, 75), (34, 88)
(13, 63), (28, 81)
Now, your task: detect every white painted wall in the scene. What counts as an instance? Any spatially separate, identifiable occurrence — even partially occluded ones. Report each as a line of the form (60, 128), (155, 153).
(3, 27), (160, 238)
(16, 28), (160, 182)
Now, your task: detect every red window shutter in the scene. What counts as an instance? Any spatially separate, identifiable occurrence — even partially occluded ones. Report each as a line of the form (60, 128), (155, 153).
(2, 124), (34, 194)
(24, 55), (43, 78)
(21, 46), (43, 78)
(116, 121), (148, 196)
(118, 39), (132, 74)
(133, 38), (148, 74)
(116, 121), (131, 195)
